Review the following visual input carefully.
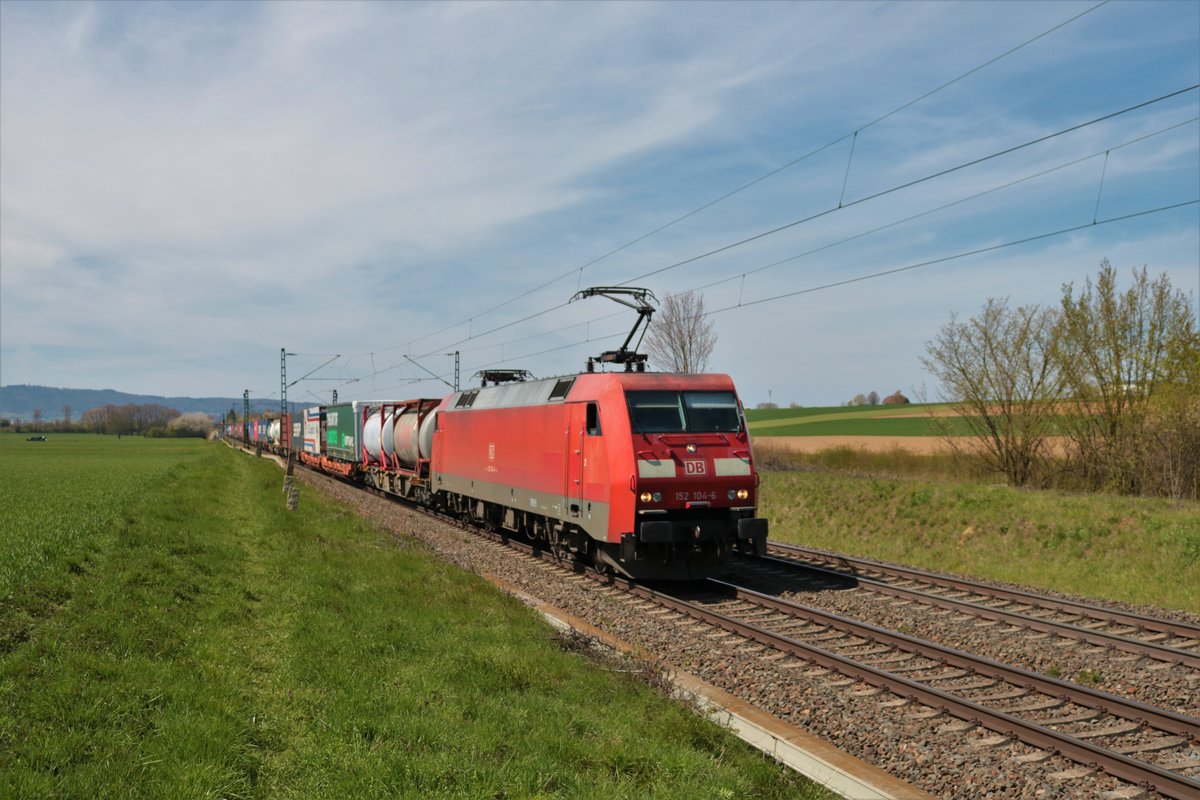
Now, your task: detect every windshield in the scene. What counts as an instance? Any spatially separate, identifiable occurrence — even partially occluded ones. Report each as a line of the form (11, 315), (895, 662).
(627, 390), (742, 433)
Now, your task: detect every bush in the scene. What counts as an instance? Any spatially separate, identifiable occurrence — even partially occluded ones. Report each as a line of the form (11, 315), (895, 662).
(167, 412), (215, 438)
(1055, 262), (1197, 499)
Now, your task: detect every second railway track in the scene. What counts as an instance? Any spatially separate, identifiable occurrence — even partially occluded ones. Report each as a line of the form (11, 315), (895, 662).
(739, 547), (1200, 670)
(666, 578), (1200, 799)
(767, 542), (1200, 650)
(425, 503), (1200, 798)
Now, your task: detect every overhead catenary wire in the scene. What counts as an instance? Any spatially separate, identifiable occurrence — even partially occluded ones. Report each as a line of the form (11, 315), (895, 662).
(713, 200), (1199, 314)
(461, 199), (1197, 376)
(695, 117), (1200, 294)
(286, 354), (341, 389)
(321, 108), (1199, 394)
(388, 1), (1113, 354)
(1093, 150), (1111, 224)
(396, 118), (1200, 370)
(613, 85), (1199, 288)
(405, 87), (1198, 366)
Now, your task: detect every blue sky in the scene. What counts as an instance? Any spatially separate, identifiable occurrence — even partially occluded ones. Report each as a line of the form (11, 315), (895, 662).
(2, 0), (1197, 408)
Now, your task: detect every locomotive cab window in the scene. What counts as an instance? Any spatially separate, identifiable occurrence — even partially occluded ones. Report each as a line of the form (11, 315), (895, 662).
(586, 402), (601, 435)
(683, 391), (742, 432)
(626, 390), (741, 433)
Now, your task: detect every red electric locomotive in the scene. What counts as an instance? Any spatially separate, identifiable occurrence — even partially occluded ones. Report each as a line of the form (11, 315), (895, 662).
(263, 287), (768, 579)
(430, 370), (767, 580)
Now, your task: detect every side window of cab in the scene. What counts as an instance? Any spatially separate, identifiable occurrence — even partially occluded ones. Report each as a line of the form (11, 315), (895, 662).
(586, 402), (601, 436)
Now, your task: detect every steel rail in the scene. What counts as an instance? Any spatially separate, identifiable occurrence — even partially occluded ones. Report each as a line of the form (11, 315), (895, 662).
(284, 455), (1200, 798)
(678, 580), (1200, 800)
(456, 528), (1200, 797)
(745, 553), (1200, 669)
(768, 542), (1200, 641)
(701, 578), (1199, 738)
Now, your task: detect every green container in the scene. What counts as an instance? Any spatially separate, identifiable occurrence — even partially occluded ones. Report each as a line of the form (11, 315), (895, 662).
(324, 402), (362, 463)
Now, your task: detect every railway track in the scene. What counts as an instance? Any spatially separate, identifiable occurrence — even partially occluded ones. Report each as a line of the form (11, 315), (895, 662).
(766, 542), (1200, 654)
(736, 548), (1200, 670)
(445, 518), (1200, 797)
(663, 579), (1200, 800)
(283, 454), (1200, 798)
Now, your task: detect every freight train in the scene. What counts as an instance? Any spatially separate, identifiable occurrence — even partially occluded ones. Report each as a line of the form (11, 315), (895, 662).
(231, 369), (767, 580)
(231, 287), (767, 579)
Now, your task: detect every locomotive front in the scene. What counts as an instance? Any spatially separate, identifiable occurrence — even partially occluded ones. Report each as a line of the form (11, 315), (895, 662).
(607, 373), (768, 579)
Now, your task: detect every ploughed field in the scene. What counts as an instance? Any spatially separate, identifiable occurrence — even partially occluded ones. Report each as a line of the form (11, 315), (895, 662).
(0, 434), (826, 799)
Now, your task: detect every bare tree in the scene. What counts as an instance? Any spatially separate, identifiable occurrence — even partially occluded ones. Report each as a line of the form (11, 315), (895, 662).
(80, 406), (106, 432)
(1143, 332), (1200, 499)
(104, 405), (134, 436)
(1055, 261), (1197, 496)
(62, 405), (72, 429)
(867, 391), (880, 405)
(922, 298), (1065, 486)
(645, 290), (717, 373)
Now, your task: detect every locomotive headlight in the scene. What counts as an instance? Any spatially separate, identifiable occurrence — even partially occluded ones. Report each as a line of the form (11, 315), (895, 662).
(640, 492), (652, 502)
(736, 489), (750, 500)
(641, 491), (661, 503)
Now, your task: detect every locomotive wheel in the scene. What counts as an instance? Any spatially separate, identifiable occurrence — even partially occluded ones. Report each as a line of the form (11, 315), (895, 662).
(590, 543), (612, 575)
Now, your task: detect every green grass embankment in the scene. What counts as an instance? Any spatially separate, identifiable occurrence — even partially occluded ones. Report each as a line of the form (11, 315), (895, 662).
(747, 404), (962, 437)
(745, 404), (942, 425)
(760, 416), (979, 437)
(0, 433), (206, 596)
(1, 437), (828, 799)
(761, 470), (1200, 614)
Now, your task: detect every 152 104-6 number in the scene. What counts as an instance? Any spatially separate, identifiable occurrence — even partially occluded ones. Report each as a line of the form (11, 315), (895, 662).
(675, 490), (717, 502)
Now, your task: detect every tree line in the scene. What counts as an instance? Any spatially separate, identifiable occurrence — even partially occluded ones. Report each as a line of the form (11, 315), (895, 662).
(924, 260), (1198, 499)
(2, 403), (214, 438)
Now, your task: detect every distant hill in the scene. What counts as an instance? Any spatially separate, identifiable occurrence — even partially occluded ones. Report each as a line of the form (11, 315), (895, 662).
(0, 384), (301, 422)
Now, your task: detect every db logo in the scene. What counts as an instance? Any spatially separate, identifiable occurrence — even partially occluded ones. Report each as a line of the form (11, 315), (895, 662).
(684, 460), (707, 476)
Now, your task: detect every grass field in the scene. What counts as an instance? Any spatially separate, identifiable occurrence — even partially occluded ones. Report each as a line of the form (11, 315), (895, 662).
(745, 404), (942, 424)
(0, 433), (206, 598)
(758, 415), (980, 437)
(760, 470), (1200, 614)
(0, 435), (828, 799)
(746, 404), (960, 436)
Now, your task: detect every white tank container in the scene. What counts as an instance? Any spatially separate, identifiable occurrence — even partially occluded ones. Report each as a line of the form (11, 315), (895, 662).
(391, 408), (421, 468)
(418, 409), (438, 463)
(362, 409), (396, 461)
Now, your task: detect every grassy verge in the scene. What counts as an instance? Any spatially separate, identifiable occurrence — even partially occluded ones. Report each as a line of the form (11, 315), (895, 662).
(760, 469), (1200, 614)
(0, 433), (206, 597)
(754, 441), (981, 482)
(758, 416), (981, 437)
(1, 439), (829, 799)
(745, 403), (945, 426)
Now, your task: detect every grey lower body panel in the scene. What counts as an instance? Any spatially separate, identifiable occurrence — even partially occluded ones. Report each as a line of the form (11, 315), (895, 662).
(433, 470), (767, 580)
(434, 470), (611, 541)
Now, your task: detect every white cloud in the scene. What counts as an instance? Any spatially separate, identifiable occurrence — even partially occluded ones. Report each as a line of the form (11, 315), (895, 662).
(1, 0), (1196, 400)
